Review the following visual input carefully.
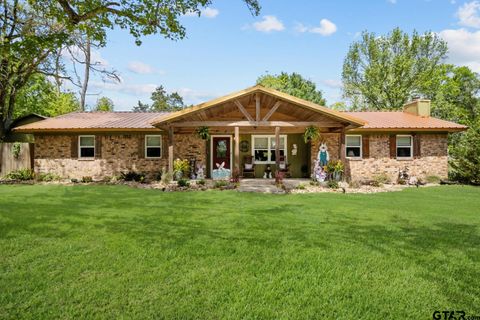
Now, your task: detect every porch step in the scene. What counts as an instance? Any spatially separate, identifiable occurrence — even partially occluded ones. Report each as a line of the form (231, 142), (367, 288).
(237, 179), (285, 194)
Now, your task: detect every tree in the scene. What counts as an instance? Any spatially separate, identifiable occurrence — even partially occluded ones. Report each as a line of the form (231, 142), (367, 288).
(257, 72), (326, 105)
(132, 86), (186, 112)
(450, 121), (480, 185)
(94, 97), (114, 111)
(0, 0), (261, 140)
(342, 28), (448, 110)
(329, 102), (348, 111)
(14, 75), (79, 118)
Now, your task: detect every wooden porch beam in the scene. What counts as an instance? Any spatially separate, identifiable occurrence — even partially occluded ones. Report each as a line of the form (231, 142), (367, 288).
(234, 100), (254, 122)
(262, 101), (281, 121)
(255, 93), (260, 121)
(169, 121), (341, 127)
(339, 125), (346, 163)
(168, 126), (174, 175)
(234, 126), (240, 172)
(275, 126), (280, 170)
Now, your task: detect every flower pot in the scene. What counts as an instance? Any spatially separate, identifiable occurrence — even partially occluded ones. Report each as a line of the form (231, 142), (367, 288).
(174, 171), (183, 181)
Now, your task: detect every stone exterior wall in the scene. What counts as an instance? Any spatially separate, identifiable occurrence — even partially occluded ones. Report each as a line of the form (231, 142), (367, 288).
(310, 133), (341, 172)
(346, 133), (448, 182)
(34, 133), (171, 180)
(173, 134), (207, 166)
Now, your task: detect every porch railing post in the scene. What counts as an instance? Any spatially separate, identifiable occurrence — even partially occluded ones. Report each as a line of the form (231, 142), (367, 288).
(168, 126), (174, 175)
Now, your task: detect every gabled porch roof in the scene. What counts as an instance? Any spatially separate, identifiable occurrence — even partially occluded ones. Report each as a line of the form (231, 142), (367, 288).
(150, 85), (365, 130)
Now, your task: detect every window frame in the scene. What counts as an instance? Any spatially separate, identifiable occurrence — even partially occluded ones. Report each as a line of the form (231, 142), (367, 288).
(345, 134), (362, 159)
(78, 135), (95, 159)
(145, 135), (162, 159)
(251, 135), (288, 164)
(396, 134), (413, 159)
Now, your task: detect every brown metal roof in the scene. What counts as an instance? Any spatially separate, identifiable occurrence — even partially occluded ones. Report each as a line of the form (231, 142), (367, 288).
(344, 111), (467, 132)
(14, 112), (168, 132)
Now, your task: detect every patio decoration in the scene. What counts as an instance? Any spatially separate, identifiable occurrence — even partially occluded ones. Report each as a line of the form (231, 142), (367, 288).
(212, 161), (231, 180)
(189, 158), (197, 179)
(317, 142), (330, 166)
(313, 159), (327, 182)
(216, 140), (227, 158)
(303, 126), (321, 143)
(196, 163), (205, 180)
(240, 140), (249, 152)
(263, 165), (272, 179)
(196, 126), (210, 140)
(291, 144), (298, 156)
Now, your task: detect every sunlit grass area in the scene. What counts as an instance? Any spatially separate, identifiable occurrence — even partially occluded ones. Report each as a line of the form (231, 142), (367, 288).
(0, 185), (479, 319)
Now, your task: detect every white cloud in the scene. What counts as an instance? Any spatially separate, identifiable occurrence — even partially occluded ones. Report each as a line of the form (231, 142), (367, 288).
(457, 1), (480, 28)
(176, 88), (218, 104)
(320, 79), (343, 89)
(252, 15), (285, 33)
(90, 81), (157, 95)
(439, 28), (480, 72)
(127, 61), (157, 74)
(310, 19), (337, 36)
(185, 7), (219, 18)
(295, 19), (337, 36)
(62, 46), (109, 67)
(387, 0), (397, 4)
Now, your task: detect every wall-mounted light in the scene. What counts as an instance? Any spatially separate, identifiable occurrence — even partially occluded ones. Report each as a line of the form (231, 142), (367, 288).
(291, 144), (298, 156)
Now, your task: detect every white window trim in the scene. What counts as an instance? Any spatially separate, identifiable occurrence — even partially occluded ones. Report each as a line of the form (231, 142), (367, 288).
(251, 135), (288, 164)
(345, 134), (362, 159)
(145, 135), (162, 159)
(78, 135), (95, 159)
(396, 134), (413, 159)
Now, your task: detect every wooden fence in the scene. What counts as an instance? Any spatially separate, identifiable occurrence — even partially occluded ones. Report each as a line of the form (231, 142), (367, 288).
(0, 143), (33, 177)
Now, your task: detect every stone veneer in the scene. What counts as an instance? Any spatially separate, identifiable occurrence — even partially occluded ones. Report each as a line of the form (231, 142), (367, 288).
(34, 132), (206, 180)
(346, 133), (448, 182)
(310, 133), (341, 170)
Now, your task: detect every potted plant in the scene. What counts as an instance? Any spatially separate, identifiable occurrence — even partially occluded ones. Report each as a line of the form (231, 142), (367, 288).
(196, 126), (210, 140)
(303, 126), (321, 143)
(173, 159), (190, 180)
(333, 160), (344, 181)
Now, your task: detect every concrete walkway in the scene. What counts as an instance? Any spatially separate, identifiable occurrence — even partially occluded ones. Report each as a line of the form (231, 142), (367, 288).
(238, 178), (309, 193)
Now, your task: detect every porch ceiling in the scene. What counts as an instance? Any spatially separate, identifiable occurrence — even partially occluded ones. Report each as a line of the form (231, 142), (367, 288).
(150, 85), (365, 129)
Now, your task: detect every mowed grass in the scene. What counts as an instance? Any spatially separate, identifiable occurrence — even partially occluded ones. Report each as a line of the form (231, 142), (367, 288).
(0, 185), (479, 319)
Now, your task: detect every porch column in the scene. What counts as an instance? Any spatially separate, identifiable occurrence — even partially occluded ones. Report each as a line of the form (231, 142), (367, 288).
(340, 125), (346, 163)
(275, 126), (280, 170)
(168, 126), (174, 175)
(234, 126), (240, 171)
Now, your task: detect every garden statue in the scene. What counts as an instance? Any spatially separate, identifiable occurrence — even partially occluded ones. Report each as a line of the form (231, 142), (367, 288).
(313, 159), (327, 182)
(317, 142), (329, 167)
(263, 165), (272, 179)
(212, 161), (231, 180)
(196, 163), (205, 180)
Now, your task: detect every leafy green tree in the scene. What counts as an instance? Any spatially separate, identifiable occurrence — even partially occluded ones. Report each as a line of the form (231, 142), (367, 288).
(94, 97), (114, 111)
(0, 0), (260, 140)
(14, 75), (79, 118)
(342, 28), (448, 110)
(256, 72), (326, 105)
(132, 86), (186, 112)
(329, 102), (348, 111)
(450, 121), (480, 185)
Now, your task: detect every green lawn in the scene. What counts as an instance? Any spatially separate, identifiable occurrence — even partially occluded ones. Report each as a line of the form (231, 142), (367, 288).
(0, 185), (479, 319)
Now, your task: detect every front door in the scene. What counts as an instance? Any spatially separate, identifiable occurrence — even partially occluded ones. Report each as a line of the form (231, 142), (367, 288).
(212, 136), (231, 171)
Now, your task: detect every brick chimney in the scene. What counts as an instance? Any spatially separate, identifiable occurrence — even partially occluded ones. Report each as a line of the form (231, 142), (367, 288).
(403, 98), (431, 117)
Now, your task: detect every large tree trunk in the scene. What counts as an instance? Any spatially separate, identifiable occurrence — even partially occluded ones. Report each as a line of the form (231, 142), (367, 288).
(79, 37), (91, 111)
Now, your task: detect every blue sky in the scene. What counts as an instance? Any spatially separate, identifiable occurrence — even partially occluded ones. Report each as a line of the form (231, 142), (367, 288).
(80, 0), (480, 110)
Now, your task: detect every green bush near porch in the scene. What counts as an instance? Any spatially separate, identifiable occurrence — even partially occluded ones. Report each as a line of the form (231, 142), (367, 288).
(0, 185), (479, 319)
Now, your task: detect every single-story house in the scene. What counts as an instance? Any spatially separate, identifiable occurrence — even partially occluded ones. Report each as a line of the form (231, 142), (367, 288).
(14, 85), (467, 182)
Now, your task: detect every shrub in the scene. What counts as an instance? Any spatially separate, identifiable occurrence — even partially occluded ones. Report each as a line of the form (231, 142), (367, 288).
(214, 180), (229, 188)
(426, 175), (441, 184)
(173, 159), (190, 178)
(327, 180), (339, 189)
(71, 178), (79, 183)
(275, 171), (284, 185)
(372, 173), (390, 186)
(197, 179), (206, 186)
(120, 171), (145, 182)
(231, 168), (241, 183)
(177, 178), (190, 187)
(37, 172), (61, 182)
(349, 180), (361, 189)
(296, 183), (306, 190)
(4, 169), (34, 181)
(81, 176), (93, 183)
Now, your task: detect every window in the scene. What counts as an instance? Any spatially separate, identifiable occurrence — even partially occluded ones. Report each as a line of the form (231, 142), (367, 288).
(145, 135), (162, 158)
(252, 135), (287, 164)
(79, 135), (95, 158)
(396, 135), (413, 158)
(346, 135), (362, 158)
